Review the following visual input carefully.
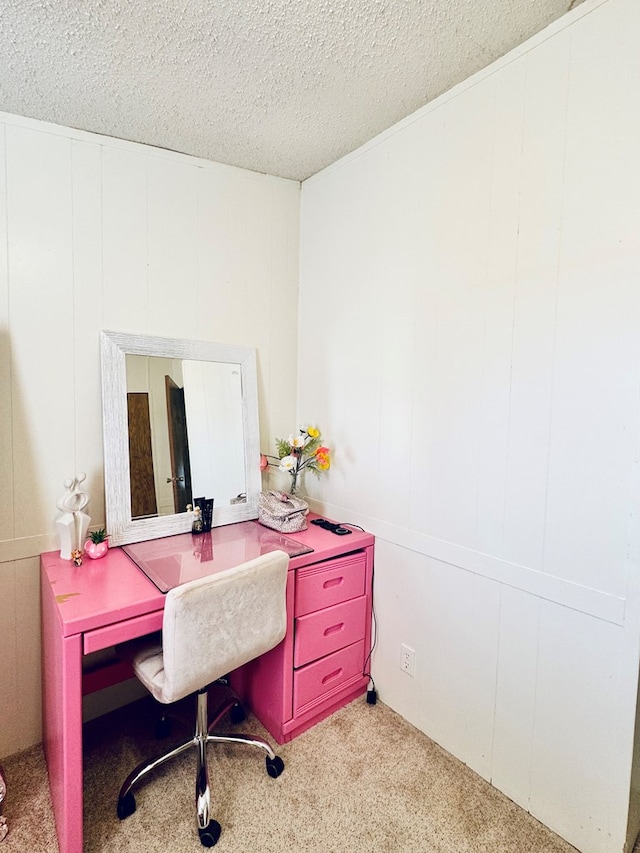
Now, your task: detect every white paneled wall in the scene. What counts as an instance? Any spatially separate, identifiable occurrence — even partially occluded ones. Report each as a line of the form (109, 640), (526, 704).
(0, 115), (300, 757)
(299, 1), (640, 851)
(1, 2), (638, 852)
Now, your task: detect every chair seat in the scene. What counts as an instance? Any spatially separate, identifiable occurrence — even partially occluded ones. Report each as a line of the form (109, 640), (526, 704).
(117, 632), (168, 701)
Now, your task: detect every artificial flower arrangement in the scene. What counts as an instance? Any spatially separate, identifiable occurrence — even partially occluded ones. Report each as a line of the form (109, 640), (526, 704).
(260, 425), (330, 495)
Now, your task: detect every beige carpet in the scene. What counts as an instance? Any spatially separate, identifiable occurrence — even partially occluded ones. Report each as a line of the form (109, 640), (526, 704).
(1, 694), (580, 853)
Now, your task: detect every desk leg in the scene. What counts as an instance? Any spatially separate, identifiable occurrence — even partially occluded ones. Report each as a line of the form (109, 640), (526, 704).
(41, 579), (83, 853)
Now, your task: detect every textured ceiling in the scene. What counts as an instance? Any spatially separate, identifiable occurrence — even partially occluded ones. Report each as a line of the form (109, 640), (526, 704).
(0, 1), (580, 181)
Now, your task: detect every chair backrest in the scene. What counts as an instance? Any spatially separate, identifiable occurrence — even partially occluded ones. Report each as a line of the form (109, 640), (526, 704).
(160, 549), (289, 704)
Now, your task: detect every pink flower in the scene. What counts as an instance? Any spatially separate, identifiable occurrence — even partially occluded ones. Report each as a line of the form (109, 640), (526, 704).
(260, 454), (269, 472)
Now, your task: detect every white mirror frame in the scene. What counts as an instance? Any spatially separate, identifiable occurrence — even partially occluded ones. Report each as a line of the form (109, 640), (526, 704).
(100, 331), (261, 546)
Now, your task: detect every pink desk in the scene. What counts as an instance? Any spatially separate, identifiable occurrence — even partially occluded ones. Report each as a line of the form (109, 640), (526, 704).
(41, 517), (374, 853)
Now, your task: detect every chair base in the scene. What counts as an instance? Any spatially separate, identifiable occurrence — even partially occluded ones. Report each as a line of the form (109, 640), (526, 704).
(116, 689), (284, 847)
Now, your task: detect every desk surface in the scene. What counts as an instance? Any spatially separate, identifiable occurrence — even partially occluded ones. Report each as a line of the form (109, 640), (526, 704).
(41, 515), (374, 639)
(122, 520), (314, 592)
(41, 546), (164, 638)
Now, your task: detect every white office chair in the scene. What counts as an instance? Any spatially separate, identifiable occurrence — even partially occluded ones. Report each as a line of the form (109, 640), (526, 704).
(116, 550), (289, 848)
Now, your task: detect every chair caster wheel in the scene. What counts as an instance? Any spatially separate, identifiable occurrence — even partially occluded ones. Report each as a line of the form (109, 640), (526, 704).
(230, 702), (246, 724)
(117, 791), (136, 820)
(198, 819), (221, 847)
(266, 755), (285, 778)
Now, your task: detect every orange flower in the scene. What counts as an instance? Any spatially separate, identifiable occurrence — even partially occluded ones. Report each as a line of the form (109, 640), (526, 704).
(315, 447), (330, 470)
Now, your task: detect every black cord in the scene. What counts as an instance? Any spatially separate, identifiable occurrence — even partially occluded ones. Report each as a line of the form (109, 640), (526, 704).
(362, 558), (378, 703)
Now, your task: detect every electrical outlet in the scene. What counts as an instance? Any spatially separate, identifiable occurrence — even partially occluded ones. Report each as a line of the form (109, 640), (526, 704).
(400, 644), (416, 677)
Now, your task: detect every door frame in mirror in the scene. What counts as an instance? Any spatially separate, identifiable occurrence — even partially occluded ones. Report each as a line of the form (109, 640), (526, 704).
(100, 331), (261, 546)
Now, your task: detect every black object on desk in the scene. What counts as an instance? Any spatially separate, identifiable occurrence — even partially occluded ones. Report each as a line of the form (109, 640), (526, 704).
(310, 518), (353, 536)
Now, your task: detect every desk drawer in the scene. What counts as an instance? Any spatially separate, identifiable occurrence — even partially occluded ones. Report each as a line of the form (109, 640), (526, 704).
(83, 609), (163, 654)
(295, 552), (366, 617)
(294, 595), (367, 668)
(293, 640), (365, 714)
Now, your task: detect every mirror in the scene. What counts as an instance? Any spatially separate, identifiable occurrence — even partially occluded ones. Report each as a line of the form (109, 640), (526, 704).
(101, 331), (261, 546)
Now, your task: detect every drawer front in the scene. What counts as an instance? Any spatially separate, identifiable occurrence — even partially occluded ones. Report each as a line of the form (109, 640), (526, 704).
(293, 640), (365, 714)
(83, 609), (163, 654)
(295, 552), (366, 617)
(294, 595), (367, 668)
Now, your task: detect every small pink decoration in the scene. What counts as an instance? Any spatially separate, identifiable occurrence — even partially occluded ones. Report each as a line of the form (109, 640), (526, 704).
(84, 535), (109, 560)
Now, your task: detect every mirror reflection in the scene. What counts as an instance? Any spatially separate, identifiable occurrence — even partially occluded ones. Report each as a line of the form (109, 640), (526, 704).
(126, 355), (192, 517)
(100, 331), (261, 547)
(126, 355), (246, 519)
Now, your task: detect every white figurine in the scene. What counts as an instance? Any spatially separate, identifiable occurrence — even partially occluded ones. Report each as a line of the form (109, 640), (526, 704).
(56, 474), (91, 561)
